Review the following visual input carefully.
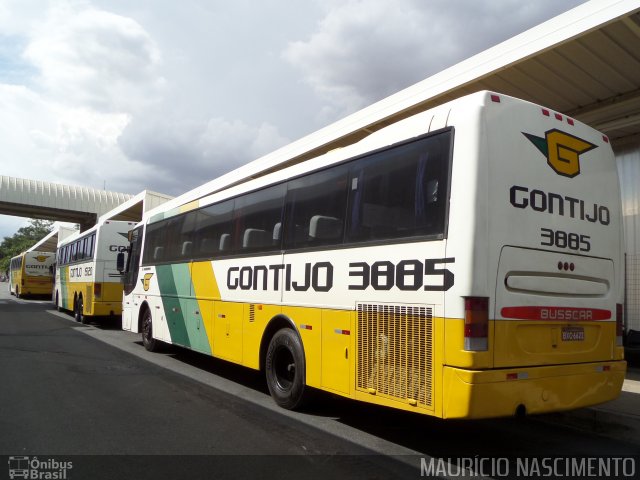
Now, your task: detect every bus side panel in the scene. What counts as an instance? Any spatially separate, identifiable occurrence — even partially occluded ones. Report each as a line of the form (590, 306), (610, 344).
(155, 263), (211, 354)
(441, 104), (491, 369)
(320, 308), (353, 396)
(280, 243), (446, 413)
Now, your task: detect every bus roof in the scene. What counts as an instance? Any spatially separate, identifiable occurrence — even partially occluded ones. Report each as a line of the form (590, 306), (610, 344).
(143, 90), (609, 225)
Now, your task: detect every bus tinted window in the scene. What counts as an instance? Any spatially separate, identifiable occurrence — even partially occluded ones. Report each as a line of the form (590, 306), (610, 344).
(143, 221), (168, 264)
(78, 238), (86, 260)
(143, 213), (199, 264)
(233, 184), (285, 254)
(347, 132), (451, 242)
(284, 165), (349, 249)
(192, 199), (234, 256)
(86, 234), (95, 259)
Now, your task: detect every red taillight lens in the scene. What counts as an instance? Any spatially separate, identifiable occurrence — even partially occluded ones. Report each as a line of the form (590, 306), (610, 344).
(616, 303), (624, 346)
(94, 283), (102, 299)
(464, 297), (489, 351)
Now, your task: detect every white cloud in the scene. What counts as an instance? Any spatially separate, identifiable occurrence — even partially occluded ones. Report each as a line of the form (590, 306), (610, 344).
(23, 3), (164, 112)
(119, 116), (290, 195)
(284, 0), (585, 119)
(0, 81), (134, 190)
(0, 0), (292, 198)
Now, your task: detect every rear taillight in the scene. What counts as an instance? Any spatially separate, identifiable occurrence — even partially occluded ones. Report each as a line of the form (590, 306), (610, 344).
(21, 278), (25, 286)
(616, 303), (624, 347)
(94, 283), (102, 299)
(464, 297), (489, 351)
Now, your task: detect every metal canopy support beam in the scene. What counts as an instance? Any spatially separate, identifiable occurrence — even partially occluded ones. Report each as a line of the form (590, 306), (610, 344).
(0, 201), (97, 232)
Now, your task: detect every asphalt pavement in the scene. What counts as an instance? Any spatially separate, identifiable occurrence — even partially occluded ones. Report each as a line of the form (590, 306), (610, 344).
(1, 286), (638, 480)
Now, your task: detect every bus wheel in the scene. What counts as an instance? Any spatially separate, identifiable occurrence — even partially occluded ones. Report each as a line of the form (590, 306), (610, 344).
(15, 286), (19, 299)
(55, 292), (62, 312)
(75, 297), (85, 323)
(265, 328), (307, 410)
(141, 309), (160, 352)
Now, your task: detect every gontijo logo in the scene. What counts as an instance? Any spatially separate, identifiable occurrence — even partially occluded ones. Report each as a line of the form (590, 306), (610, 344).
(35, 255), (50, 262)
(523, 129), (597, 178)
(142, 273), (154, 291)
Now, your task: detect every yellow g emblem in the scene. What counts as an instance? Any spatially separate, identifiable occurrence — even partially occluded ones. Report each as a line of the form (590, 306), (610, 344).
(35, 255), (50, 262)
(142, 273), (154, 291)
(523, 129), (596, 178)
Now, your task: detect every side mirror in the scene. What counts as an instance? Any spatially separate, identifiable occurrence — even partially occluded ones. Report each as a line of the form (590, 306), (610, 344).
(116, 252), (125, 273)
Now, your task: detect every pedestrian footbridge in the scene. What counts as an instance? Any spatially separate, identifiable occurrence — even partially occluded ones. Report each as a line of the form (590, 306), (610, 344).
(0, 175), (172, 251)
(0, 175), (135, 231)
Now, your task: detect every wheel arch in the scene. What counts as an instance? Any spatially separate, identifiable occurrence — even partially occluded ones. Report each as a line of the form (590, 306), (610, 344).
(137, 301), (151, 333)
(259, 314), (304, 373)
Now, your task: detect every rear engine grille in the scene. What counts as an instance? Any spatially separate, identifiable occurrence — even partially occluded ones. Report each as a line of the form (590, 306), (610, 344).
(356, 303), (433, 408)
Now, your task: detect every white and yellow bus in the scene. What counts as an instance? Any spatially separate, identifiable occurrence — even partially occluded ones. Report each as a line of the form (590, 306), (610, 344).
(55, 219), (135, 323)
(9, 251), (55, 298)
(120, 91), (625, 419)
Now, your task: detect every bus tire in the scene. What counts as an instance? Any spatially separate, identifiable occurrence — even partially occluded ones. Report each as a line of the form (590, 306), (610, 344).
(265, 328), (307, 410)
(75, 296), (85, 323)
(15, 286), (19, 299)
(141, 309), (160, 352)
(55, 292), (62, 312)
(79, 297), (89, 324)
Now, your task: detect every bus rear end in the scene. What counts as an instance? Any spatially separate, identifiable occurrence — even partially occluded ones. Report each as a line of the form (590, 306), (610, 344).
(22, 251), (55, 296)
(443, 92), (625, 418)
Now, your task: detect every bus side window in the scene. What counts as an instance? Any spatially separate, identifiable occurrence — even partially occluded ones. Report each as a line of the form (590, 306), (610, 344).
(86, 234), (95, 259)
(284, 164), (348, 249)
(232, 184), (285, 254)
(347, 131), (451, 242)
(192, 199), (234, 258)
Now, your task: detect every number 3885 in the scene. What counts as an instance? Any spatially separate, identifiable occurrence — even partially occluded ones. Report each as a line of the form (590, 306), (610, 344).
(540, 228), (591, 252)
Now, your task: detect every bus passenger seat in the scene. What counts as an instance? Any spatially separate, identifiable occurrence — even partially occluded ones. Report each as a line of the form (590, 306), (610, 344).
(219, 234), (231, 252)
(273, 223), (282, 244)
(153, 246), (164, 261)
(181, 241), (193, 258)
(309, 215), (342, 241)
(200, 238), (216, 254)
(243, 229), (268, 249)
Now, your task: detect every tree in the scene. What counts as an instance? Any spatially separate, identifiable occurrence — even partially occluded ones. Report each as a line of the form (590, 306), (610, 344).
(0, 219), (55, 272)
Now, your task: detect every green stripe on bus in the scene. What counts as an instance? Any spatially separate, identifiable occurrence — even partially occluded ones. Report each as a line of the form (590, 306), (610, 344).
(60, 267), (69, 309)
(155, 264), (211, 354)
(156, 264), (191, 348)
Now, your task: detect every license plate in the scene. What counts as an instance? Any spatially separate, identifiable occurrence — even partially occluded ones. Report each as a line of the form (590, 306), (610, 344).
(561, 327), (585, 341)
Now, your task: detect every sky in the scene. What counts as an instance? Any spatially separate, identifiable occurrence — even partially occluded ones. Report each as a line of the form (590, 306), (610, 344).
(0, 0), (587, 240)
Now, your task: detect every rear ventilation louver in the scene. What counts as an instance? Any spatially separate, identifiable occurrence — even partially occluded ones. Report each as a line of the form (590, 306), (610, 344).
(356, 303), (433, 408)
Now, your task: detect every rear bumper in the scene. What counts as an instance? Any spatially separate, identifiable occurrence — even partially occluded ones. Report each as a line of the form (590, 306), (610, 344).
(443, 360), (626, 419)
(90, 301), (122, 316)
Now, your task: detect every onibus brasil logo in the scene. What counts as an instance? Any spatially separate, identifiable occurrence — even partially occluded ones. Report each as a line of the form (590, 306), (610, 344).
(8, 456), (72, 479)
(523, 128), (597, 178)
